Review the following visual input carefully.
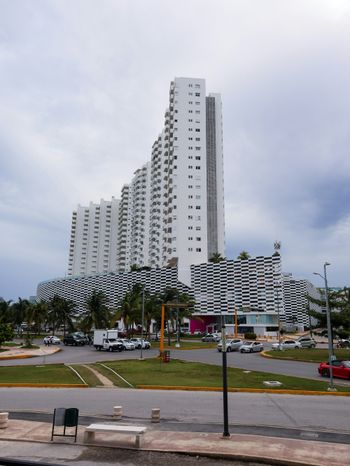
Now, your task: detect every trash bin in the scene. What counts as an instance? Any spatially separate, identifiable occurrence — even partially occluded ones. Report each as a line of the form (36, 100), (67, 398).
(163, 350), (170, 363)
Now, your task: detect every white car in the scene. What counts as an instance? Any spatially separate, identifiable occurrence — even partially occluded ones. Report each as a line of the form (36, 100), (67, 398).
(118, 339), (135, 350)
(130, 338), (151, 349)
(272, 340), (302, 350)
(240, 341), (264, 353)
(43, 335), (61, 345)
(217, 339), (243, 352)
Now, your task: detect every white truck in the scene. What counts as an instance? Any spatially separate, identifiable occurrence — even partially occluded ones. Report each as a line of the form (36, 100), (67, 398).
(93, 329), (123, 352)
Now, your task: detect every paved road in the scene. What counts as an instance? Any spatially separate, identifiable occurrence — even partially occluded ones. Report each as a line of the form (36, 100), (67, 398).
(2, 340), (349, 386)
(1, 387), (350, 434)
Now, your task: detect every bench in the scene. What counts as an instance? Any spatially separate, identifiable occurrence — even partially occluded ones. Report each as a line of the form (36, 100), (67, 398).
(83, 423), (147, 448)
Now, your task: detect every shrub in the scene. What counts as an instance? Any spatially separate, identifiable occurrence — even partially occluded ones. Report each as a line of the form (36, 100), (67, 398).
(244, 332), (256, 340)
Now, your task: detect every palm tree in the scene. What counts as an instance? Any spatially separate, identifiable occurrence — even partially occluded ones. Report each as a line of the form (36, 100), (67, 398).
(26, 301), (48, 335)
(48, 295), (65, 335)
(80, 290), (111, 333)
(237, 251), (250, 260)
(116, 284), (143, 335)
(143, 292), (162, 339)
(11, 298), (30, 336)
(209, 253), (226, 263)
(0, 299), (12, 324)
(159, 287), (194, 345)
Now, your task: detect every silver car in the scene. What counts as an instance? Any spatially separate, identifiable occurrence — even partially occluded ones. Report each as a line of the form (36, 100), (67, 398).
(217, 339), (243, 352)
(240, 341), (264, 353)
(272, 340), (302, 350)
(118, 339), (135, 350)
(297, 336), (316, 348)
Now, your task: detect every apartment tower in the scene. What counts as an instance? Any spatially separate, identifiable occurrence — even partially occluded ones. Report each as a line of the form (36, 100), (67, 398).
(149, 77), (225, 283)
(67, 78), (225, 282)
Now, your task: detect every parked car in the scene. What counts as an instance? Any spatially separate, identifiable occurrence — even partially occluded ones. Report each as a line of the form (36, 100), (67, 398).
(217, 339), (243, 352)
(318, 360), (350, 379)
(130, 338), (151, 349)
(337, 339), (350, 348)
(118, 339), (135, 350)
(192, 330), (203, 336)
(272, 340), (302, 350)
(240, 341), (264, 353)
(201, 333), (221, 342)
(297, 336), (317, 348)
(63, 333), (86, 346)
(43, 335), (61, 345)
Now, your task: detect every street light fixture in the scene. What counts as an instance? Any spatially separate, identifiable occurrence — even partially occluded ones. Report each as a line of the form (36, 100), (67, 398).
(313, 262), (336, 391)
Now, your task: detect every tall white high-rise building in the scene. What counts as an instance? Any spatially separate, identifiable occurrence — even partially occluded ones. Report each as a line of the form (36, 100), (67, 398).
(149, 77), (225, 283)
(118, 163), (152, 272)
(67, 78), (225, 281)
(67, 197), (120, 276)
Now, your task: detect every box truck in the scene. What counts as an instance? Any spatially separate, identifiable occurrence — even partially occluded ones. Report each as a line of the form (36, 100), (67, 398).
(93, 329), (122, 351)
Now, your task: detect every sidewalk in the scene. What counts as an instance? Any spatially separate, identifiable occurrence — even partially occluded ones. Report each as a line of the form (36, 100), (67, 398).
(0, 419), (349, 466)
(0, 346), (59, 360)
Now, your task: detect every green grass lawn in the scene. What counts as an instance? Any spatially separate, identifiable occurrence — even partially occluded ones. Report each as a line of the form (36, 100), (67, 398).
(2, 342), (21, 347)
(265, 348), (350, 362)
(71, 365), (101, 387)
(94, 358), (350, 392)
(0, 364), (84, 384)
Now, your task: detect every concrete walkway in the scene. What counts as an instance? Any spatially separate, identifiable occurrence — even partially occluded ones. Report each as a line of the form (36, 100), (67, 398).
(0, 419), (349, 466)
(0, 345), (59, 359)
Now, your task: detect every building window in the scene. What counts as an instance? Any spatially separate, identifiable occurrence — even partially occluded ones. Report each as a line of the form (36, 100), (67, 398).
(195, 166), (200, 170)
(195, 128), (200, 132)
(188, 237), (193, 240)
(195, 92), (200, 97)
(196, 237), (201, 241)
(196, 248), (201, 252)
(188, 215), (193, 219)
(196, 206), (201, 210)
(188, 247), (193, 251)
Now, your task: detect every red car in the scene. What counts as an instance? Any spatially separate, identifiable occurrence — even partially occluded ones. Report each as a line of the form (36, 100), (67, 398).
(318, 360), (350, 379)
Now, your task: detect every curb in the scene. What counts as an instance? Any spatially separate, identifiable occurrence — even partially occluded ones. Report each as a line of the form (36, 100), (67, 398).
(137, 385), (350, 396)
(0, 383), (87, 388)
(260, 351), (319, 363)
(0, 347), (61, 361)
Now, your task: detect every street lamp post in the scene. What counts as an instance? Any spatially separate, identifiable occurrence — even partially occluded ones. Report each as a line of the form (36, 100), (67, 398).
(274, 241), (282, 349)
(313, 262), (335, 391)
(140, 287), (145, 361)
(221, 318), (230, 438)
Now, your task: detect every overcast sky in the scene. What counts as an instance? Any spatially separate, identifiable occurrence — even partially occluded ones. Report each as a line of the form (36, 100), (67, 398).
(1, 0), (349, 300)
